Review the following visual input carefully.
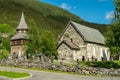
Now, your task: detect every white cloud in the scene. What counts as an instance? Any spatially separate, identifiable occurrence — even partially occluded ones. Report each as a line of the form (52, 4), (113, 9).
(105, 11), (114, 20)
(61, 3), (77, 10)
(61, 3), (71, 10)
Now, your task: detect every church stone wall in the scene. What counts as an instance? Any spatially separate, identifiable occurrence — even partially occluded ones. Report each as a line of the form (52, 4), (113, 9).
(59, 24), (85, 46)
(58, 24), (87, 61)
(58, 43), (73, 60)
(86, 43), (110, 61)
(57, 43), (87, 61)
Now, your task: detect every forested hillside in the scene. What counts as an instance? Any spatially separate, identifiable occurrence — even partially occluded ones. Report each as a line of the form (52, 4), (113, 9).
(0, 0), (107, 36)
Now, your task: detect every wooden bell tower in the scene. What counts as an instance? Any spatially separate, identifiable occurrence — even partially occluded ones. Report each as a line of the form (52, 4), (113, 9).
(10, 12), (29, 59)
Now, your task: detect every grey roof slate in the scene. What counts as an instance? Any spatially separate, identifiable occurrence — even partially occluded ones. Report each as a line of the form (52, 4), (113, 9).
(58, 40), (80, 50)
(70, 21), (105, 44)
(16, 12), (28, 30)
(11, 33), (28, 40)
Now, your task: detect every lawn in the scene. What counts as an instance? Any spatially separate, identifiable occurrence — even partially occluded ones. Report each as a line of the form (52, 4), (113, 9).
(0, 70), (30, 78)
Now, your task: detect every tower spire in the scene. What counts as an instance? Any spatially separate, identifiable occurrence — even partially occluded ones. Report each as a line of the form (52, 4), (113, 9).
(16, 12), (28, 31)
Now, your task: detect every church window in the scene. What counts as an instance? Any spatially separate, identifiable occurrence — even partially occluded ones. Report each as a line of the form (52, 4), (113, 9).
(93, 47), (96, 57)
(82, 56), (85, 61)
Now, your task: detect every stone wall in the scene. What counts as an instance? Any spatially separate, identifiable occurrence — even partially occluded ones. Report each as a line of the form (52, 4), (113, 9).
(58, 24), (87, 61)
(59, 24), (85, 45)
(57, 43), (86, 61)
(86, 43), (110, 61)
(1, 59), (120, 76)
(58, 43), (74, 60)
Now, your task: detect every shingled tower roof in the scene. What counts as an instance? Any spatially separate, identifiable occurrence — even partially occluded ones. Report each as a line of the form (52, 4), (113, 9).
(11, 12), (29, 40)
(16, 12), (28, 31)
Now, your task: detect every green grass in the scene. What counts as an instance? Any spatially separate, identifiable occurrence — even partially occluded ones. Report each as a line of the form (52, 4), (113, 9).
(54, 60), (120, 69)
(0, 70), (30, 78)
(78, 61), (120, 69)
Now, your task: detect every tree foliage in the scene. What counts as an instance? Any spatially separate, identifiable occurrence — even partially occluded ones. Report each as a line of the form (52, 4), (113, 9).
(26, 20), (57, 57)
(106, 23), (120, 55)
(0, 49), (9, 59)
(0, 24), (12, 33)
(1, 38), (10, 52)
(114, 0), (120, 22)
(39, 30), (57, 56)
(105, 0), (120, 59)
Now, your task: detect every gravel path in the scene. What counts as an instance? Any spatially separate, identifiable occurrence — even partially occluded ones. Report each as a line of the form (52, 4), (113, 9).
(0, 67), (119, 80)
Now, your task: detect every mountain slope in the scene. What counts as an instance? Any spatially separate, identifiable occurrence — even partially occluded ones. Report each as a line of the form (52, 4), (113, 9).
(0, 0), (107, 36)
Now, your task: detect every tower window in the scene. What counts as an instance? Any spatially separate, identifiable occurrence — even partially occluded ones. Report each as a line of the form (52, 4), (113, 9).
(19, 31), (22, 33)
(24, 31), (26, 33)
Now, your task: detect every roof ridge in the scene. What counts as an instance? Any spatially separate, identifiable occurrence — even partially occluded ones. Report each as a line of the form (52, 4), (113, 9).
(70, 21), (99, 31)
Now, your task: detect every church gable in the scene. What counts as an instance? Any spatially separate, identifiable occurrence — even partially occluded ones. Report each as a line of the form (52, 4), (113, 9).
(57, 43), (74, 60)
(58, 40), (80, 50)
(59, 23), (85, 46)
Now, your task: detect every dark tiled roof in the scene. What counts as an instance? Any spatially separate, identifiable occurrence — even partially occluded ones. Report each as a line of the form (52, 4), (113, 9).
(58, 40), (80, 50)
(11, 33), (28, 40)
(70, 21), (105, 44)
(16, 12), (28, 30)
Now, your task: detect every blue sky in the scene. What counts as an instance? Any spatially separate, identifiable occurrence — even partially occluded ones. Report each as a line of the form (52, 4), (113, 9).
(40, 0), (115, 24)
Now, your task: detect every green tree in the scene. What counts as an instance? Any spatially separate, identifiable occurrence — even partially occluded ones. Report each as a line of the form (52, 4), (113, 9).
(0, 49), (9, 59)
(1, 38), (10, 52)
(0, 24), (12, 33)
(26, 20), (57, 57)
(114, 0), (120, 22)
(39, 30), (57, 57)
(26, 20), (41, 55)
(105, 0), (120, 60)
(106, 23), (120, 59)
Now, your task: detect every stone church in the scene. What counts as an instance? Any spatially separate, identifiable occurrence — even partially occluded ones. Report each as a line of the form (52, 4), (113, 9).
(57, 21), (110, 61)
(10, 12), (29, 59)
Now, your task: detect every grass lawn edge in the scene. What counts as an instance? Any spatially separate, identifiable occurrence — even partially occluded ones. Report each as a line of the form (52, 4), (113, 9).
(0, 70), (32, 80)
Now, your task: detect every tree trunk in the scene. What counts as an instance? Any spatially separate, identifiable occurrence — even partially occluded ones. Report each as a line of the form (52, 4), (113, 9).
(118, 54), (120, 60)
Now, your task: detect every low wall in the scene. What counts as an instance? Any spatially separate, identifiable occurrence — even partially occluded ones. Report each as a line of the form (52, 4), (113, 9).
(0, 59), (120, 76)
